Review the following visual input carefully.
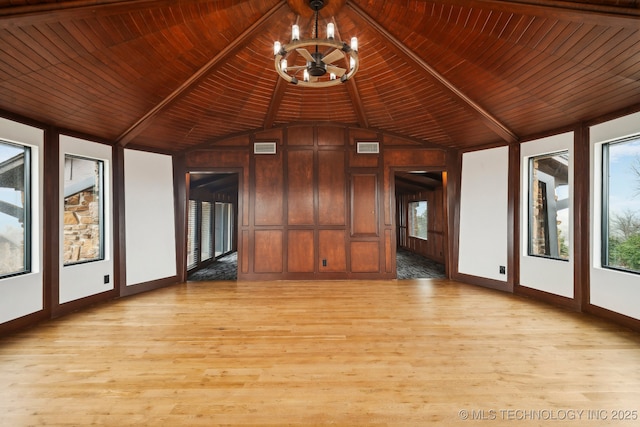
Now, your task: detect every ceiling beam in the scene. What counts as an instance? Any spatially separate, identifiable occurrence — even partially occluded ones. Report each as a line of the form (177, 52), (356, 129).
(347, 1), (519, 144)
(345, 77), (369, 129)
(264, 50), (301, 129)
(264, 77), (289, 129)
(116, 0), (287, 146)
(330, 16), (369, 128)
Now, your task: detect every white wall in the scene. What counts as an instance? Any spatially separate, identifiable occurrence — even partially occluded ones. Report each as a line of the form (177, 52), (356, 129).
(124, 149), (177, 286)
(590, 111), (640, 321)
(520, 132), (574, 298)
(0, 118), (44, 323)
(59, 135), (114, 304)
(458, 146), (509, 281)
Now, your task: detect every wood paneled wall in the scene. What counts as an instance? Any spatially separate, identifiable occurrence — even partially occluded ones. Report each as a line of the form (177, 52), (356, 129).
(186, 124), (446, 280)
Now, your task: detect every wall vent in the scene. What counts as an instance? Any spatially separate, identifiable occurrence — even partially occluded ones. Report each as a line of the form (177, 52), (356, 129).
(254, 142), (277, 154)
(357, 142), (379, 154)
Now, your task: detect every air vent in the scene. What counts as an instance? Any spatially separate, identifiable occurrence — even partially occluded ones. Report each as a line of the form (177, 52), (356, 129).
(357, 142), (379, 154)
(254, 142), (277, 154)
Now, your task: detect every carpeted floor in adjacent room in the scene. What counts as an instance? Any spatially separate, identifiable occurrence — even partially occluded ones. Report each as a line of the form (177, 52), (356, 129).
(187, 249), (445, 281)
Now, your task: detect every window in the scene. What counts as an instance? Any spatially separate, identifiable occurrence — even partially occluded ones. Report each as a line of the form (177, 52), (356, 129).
(187, 200), (197, 269)
(408, 201), (427, 240)
(602, 136), (640, 273)
(215, 202), (233, 256)
(528, 151), (569, 260)
(187, 200), (234, 270)
(63, 155), (104, 265)
(200, 201), (213, 262)
(0, 140), (30, 278)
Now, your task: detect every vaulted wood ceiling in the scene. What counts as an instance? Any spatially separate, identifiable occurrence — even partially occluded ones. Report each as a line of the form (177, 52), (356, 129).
(1, 0), (639, 153)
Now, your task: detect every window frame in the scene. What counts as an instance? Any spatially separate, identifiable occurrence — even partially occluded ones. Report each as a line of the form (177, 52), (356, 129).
(187, 199), (198, 270)
(0, 139), (31, 279)
(527, 150), (570, 262)
(601, 135), (640, 275)
(215, 201), (234, 257)
(62, 154), (105, 267)
(200, 201), (214, 262)
(407, 200), (428, 241)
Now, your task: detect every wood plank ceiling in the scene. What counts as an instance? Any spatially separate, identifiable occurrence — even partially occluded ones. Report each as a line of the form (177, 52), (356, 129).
(0, 0), (638, 153)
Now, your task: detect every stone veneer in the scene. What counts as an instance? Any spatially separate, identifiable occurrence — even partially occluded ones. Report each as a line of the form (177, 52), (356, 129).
(63, 188), (101, 264)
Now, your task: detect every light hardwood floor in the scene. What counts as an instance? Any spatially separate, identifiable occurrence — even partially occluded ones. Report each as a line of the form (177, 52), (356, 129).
(1, 279), (640, 426)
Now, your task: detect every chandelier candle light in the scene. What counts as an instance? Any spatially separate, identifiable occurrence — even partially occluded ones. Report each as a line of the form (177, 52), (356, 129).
(273, 0), (359, 87)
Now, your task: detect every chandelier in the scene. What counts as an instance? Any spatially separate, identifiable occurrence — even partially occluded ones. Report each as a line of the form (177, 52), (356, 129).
(273, 0), (359, 88)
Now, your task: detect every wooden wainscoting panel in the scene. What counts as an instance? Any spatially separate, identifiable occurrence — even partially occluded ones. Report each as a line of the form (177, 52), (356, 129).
(254, 153), (283, 226)
(254, 128), (282, 141)
(350, 241), (380, 273)
(349, 151), (380, 168)
(254, 230), (283, 273)
(351, 173), (379, 236)
(317, 126), (345, 146)
(241, 230), (250, 274)
(385, 229), (393, 273)
(287, 230), (315, 273)
(287, 126), (314, 146)
(383, 149), (447, 168)
(186, 150), (249, 168)
(318, 150), (346, 226)
(318, 230), (347, 273)
(287, 150), (314, 225)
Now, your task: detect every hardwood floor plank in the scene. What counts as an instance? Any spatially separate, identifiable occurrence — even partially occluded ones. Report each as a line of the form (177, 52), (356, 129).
(1, 279), (639, 426)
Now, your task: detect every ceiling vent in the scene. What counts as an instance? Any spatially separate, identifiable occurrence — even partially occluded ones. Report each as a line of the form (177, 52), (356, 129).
(357, 142), (379, 154)
(254, 142), (277, 154)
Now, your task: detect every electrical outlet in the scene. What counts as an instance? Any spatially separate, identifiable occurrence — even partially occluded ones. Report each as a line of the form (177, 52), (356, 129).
(499, 266), (506, 275)
(104, 274), (110, 284)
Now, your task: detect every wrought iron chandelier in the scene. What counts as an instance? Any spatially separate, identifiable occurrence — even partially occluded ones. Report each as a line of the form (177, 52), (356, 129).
(273, 0), (359, 87)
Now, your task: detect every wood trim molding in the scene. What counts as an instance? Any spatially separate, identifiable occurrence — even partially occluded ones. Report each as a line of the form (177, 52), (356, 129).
(507, 142), (520, 288)
(0, 311), (50, 337)
(173, 153), (188, 283)
(120, 276), (180, 298)
(44, 128), (60, 315)
(574, 124), (589, 310)
(584, 304), (640, 333)
(452, 272), (514, 293)
(514, 283), (580, 311)
(52, 289), (118, 319)
(446, 149), (462, 280)
(113, 145), (128, 297)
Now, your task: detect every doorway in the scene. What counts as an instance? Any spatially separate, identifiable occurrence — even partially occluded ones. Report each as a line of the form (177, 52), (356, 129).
(394, 171), (446, 279)
(186, 172), (239, 281)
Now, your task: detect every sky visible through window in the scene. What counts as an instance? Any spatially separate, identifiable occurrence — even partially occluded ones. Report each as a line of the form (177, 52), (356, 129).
(608, 138), (640, 217)
(0, 143), (24, 242)
(605, 137), (640, 271)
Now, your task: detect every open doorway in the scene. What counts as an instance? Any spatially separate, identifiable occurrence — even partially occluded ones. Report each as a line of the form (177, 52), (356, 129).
(394, 171), (446, 279)
(186, 172), (239, 281)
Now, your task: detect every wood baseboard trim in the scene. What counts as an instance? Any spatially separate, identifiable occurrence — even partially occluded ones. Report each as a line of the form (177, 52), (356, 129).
(120, 276), (180, 297)
(453, 272), (513, 293)
(584, 303), (640, 333)
(0, 310), (49, 337)
(52, 288), (119, 319)
(514, 284), (580, 311)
